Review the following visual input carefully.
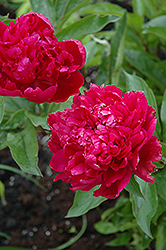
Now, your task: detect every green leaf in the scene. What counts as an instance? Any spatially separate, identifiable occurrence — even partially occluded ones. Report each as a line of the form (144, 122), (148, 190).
(154, 167), (166, 201)
(125, 50), (166, 90)
(156, 224), (166, 250)
(161, 142), (166, 158)
(94, 221), (119, 234)
(0, 96), (4, 124)
(0, 232), (10, 240)
(132, 0), (144, 16)
(56, 0), (90, 29)
(30, 0), (55, 25)
(161, 90), (166, 142)
(25, 111), (49, 130)
(78, 2), (124, 16)
(0, 132), (8, 150)
(3, 96), (35, 113)
(124, 70), (161, 136)
(143, 27), (166, 41)
(66, 187), (107, 218)
(0, 164), (46, 191)
(143, 15), (166, 28)
(106, 232), (131, 246)
(109, 11), (127, 85)
(56, 14), (121, 40)
(7, 119), (41, 176)
(1, 110), (26, 130)
(0, 180), (6, 206)
(96, 50), (109, 86)
(125, 173), (144, 198)
(130, 177), (158, 238)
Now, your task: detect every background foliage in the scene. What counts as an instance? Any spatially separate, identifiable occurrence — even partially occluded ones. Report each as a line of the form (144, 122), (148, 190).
(0, 0), (166, 249)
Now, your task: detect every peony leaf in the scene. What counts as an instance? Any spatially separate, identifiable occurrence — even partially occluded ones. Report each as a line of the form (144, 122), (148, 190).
(106, 232), (131, 246)
(154, 167), (166, 201)
(66, 187), (107, 218)
(161, 90), (166, 142)
(143, 15), (166, 28)
(156, 224), (166, 250)
(132, 0), (144, 16)
(30, 0), (55, 25)
(124, 71), (161, 137)
(78, 2), (124, 16)
(56, 0), (89, 28)
(25, 111), (49, 130)
(125, 173), (144, 198)
(125, 49), (166, 91)
(109, 11), (127, 85)
(143, 26), (166, 41)
(130, 177), (158, 238)
(0, 132), (7, 150)
(7, 119), (41, 176)
(3, 96), (35, 113)
(1, 110), (26, 130)
(0, 96), (4, 124)
(56, 14), (121, 40)
(94, 221), (119, 234)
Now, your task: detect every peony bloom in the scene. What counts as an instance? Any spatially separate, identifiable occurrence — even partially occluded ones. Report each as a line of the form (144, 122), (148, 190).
(0, 12), (86, 103)
(47, 84), (162, 199)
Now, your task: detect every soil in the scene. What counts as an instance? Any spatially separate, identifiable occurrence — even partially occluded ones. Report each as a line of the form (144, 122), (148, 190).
(0, 144), (129, 250)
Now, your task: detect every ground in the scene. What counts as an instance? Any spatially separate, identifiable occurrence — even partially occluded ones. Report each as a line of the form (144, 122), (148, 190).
(0, 145), (130, 250)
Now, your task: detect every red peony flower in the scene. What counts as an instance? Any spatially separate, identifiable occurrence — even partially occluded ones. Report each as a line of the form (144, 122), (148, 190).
(0, 12), (86, 103)
(47, 84), (162, 199)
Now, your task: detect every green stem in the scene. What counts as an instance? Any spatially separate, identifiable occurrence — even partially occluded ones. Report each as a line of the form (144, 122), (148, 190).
(49, 215), (87, 250)
(0, 164), (47, 191)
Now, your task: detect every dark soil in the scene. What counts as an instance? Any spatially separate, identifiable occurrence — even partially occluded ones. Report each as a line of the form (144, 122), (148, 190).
(0, 144), (130, 250)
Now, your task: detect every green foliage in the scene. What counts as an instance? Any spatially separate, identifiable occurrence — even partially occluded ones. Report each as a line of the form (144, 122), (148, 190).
(0, 180), (6, 206)
(130, 177), (158, 238)
(66, 187), (107, 218)
(0, 1), (166, 249)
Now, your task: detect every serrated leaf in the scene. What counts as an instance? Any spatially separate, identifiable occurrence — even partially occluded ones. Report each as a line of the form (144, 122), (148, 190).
(125, 173), (144, 198)
(30, 0), (55, 25)
(7, 119), (41, 176)
(66, 187), (107, 218)
(130, 177), (158, 238)
(106, 232), (131, 246)
(109, 11), (127, 85)
(56, 14), (121, 40)
(161, 90), (166, 142)
(0, 96), (4, 124)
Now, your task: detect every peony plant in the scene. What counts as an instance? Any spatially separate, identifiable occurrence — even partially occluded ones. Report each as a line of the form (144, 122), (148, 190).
(0, 0), (166, 249)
